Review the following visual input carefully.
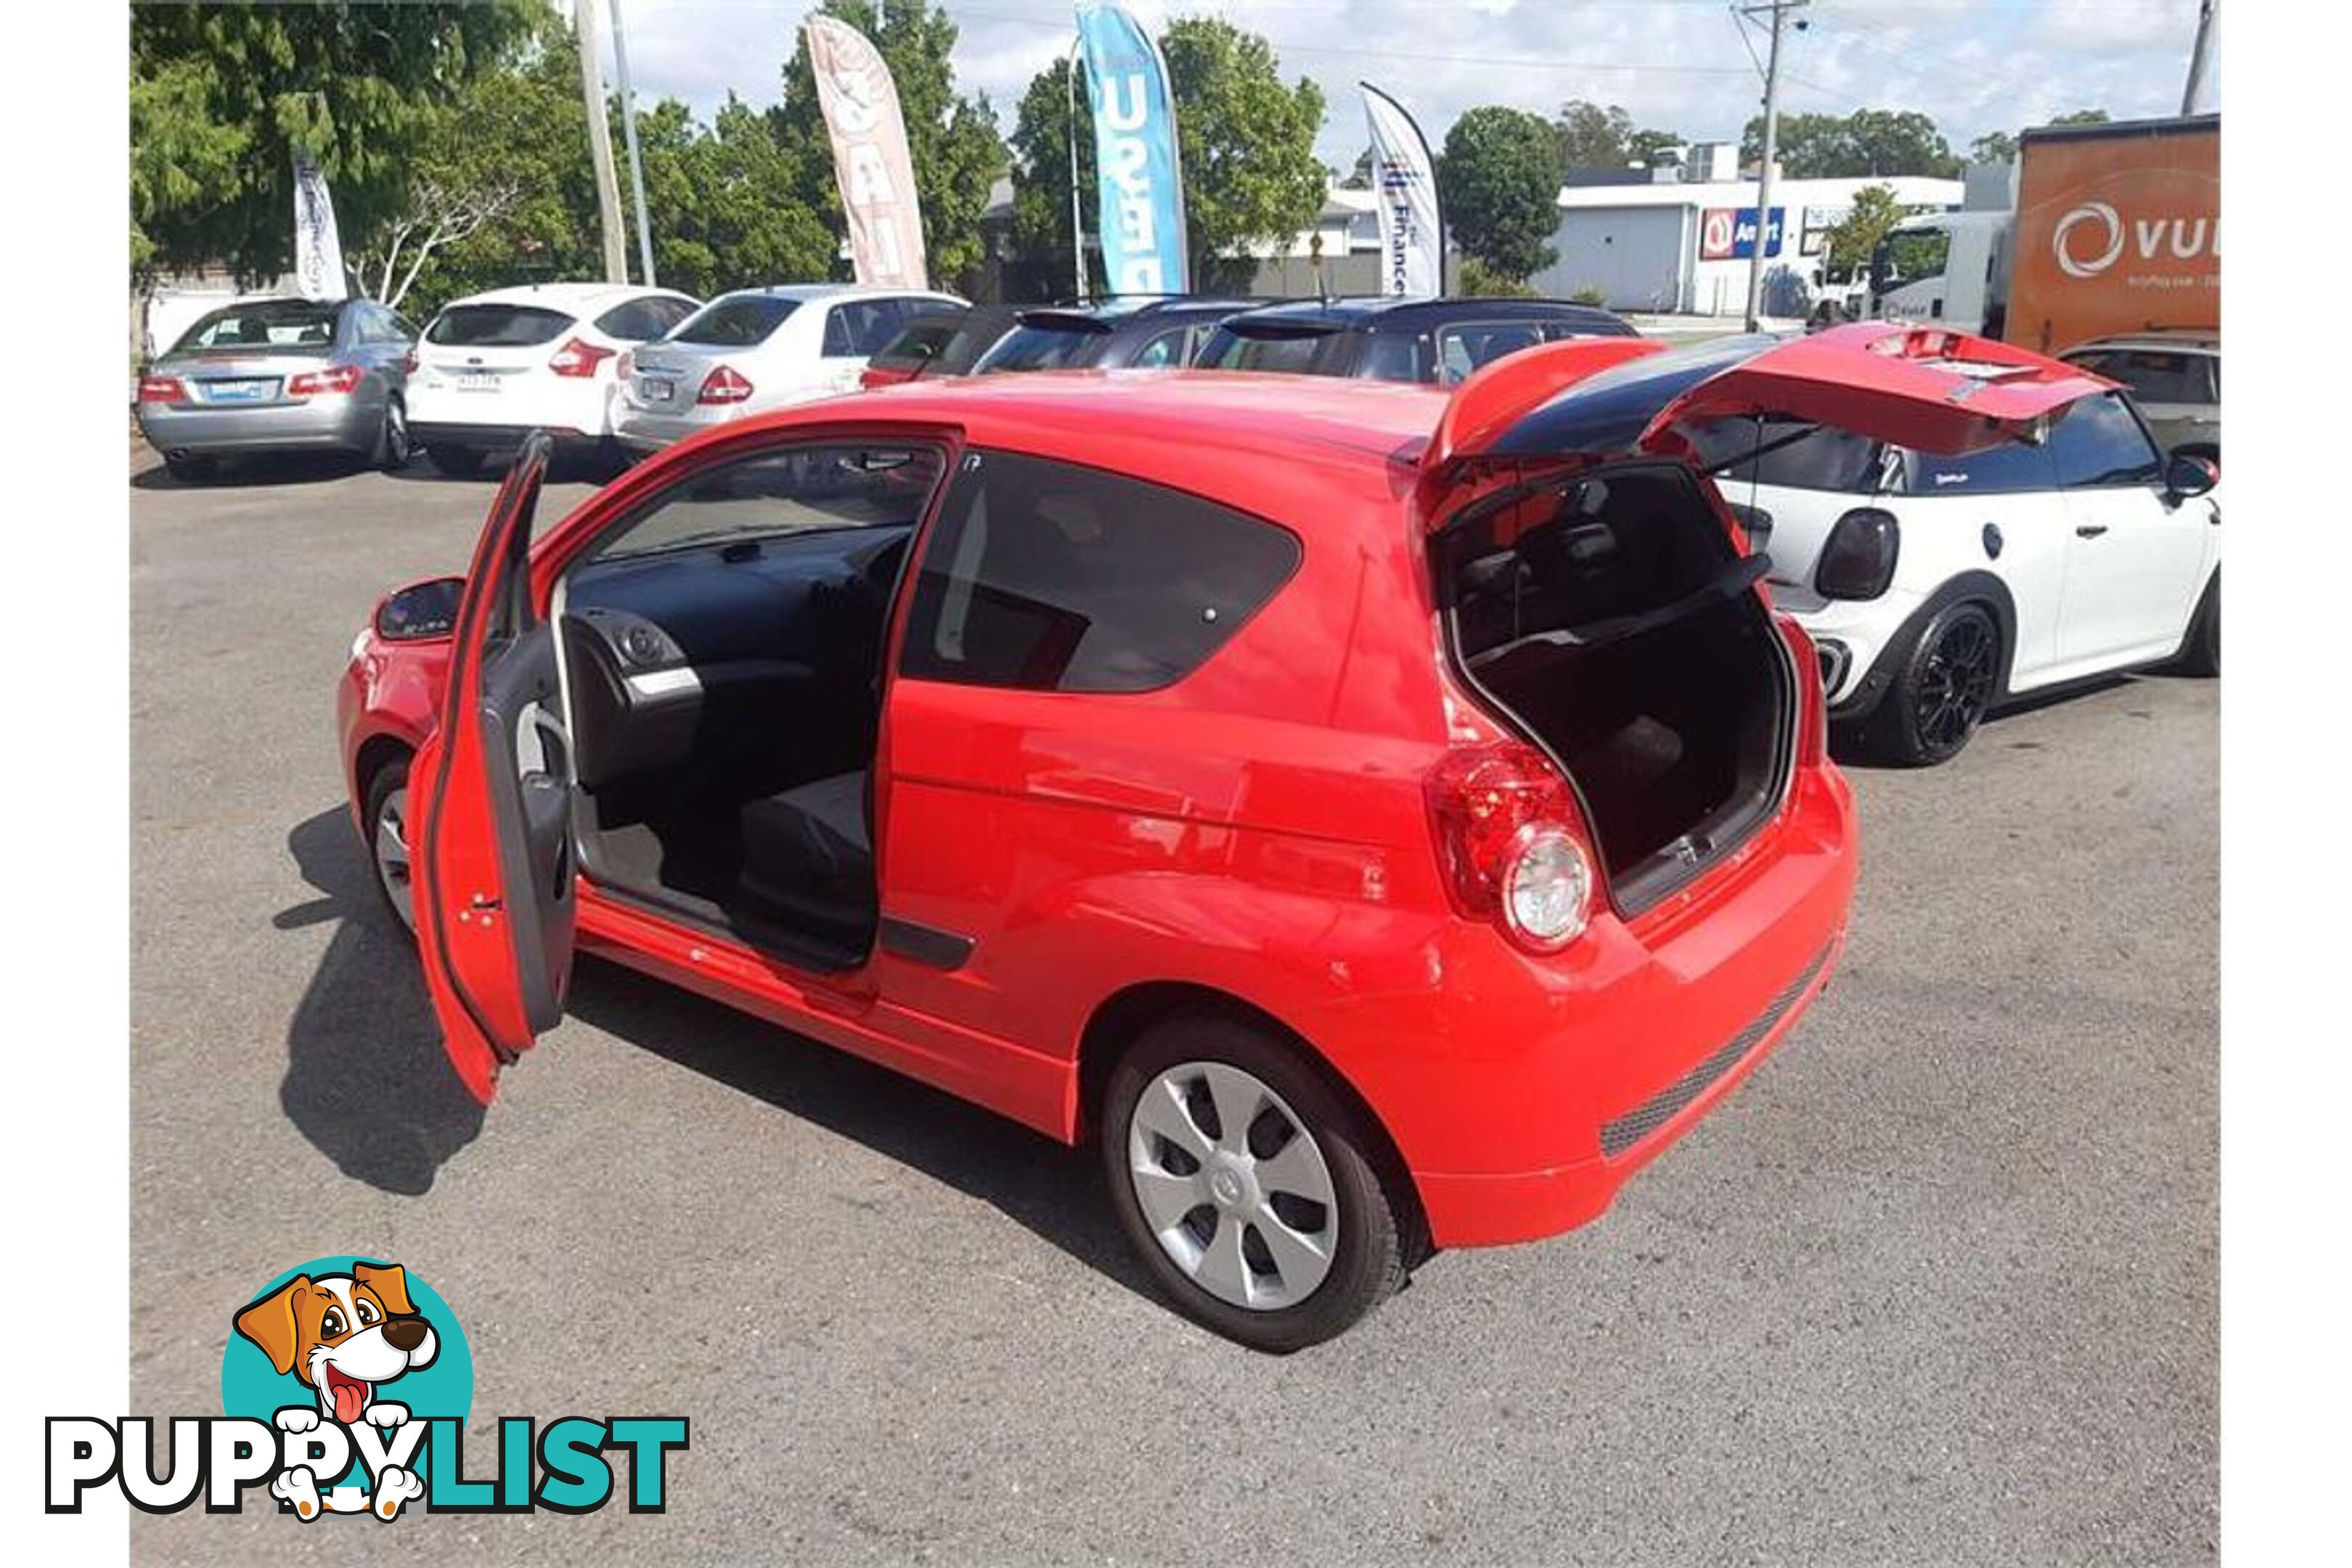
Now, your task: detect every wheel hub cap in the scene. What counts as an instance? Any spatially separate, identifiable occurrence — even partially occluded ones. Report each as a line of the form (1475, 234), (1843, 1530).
(375, 786), (415, 931)
(1126, 1061), (1339, 1311)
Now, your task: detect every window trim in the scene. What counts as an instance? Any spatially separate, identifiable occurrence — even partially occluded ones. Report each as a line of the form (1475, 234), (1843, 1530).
(2048, 390), (2165, 491)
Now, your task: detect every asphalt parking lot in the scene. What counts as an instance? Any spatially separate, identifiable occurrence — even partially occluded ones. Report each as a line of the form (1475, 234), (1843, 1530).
(128, 449), (2216, 1566)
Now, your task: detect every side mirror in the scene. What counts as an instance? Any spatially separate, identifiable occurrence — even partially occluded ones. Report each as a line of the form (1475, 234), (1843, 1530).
(2165, 451), (2219, 500)
(375, 576), (465, 642)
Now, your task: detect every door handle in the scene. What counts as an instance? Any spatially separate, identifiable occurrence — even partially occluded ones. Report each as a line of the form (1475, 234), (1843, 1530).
(2075, 524), (2109, 539)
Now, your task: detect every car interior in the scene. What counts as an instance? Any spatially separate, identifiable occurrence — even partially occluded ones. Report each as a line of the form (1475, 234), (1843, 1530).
(554, 443), (947, 970)
(1443, 462), (1793, 911)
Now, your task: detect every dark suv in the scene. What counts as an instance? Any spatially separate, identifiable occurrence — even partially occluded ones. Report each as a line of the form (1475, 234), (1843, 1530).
(1199, 296), (1638, 385)
(973, 297), (1257, 374)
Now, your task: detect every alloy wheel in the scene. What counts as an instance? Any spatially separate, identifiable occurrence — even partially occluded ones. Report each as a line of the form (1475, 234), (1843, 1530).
(1125, 1061), (1339, 1310)
(1915, 610), (1996, 751)
(374, 785), (416, 931)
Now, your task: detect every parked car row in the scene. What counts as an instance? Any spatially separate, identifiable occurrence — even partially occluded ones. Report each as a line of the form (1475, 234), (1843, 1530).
(135, 285), (1660, 478)
(335, 320), (2205, 1350)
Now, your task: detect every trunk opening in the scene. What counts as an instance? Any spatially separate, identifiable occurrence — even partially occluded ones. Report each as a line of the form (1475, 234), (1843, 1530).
(1437, 460), (1795, 915)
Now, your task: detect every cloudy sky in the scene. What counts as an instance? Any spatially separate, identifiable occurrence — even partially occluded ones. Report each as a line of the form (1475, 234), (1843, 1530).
(596, 0), (2220, 166)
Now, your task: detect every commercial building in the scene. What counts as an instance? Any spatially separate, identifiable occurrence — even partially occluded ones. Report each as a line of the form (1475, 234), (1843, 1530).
(1530, 143), (1963, 317)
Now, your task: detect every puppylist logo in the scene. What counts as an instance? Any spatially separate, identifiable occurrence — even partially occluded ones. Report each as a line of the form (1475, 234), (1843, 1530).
(46, 1257), (687, 1522)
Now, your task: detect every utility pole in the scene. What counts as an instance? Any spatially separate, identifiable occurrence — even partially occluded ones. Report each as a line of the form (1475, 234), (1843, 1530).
(610, 0), (656, 286)
(1066, 38), (1088, 303)
(1740, 0), (1807, 332)
(2181, 0), (2217, 115)
(573, 0), (627, 284)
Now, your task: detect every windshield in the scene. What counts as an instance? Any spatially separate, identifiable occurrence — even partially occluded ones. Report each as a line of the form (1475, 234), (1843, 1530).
(171, 300), (340, 355)
(976, 322), (1105, 373)
(674, 295), (800, 348)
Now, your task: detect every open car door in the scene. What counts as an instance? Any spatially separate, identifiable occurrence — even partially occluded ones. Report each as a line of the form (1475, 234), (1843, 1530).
(408, 433), (576, 1104)
(1420, 321), (2116, 514)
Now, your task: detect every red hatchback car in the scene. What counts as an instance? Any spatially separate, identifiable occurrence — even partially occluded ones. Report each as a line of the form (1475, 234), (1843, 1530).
(340, 324), (2096, 1348)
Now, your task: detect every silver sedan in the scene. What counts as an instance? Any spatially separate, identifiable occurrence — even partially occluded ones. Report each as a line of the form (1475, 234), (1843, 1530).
(135, 297), (417, 481)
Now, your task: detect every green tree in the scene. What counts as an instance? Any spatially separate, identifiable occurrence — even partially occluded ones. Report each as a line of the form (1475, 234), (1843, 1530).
(1821, 182), (1906, 281)
(1442, 106), (1562, 284)
(1009, 17), (1325, 294)
(1159, 17), (1327, 290)
(130, 0), (540, 284)
(772, 0), (1005, 293)
(1007, 56), (1102, 296)
(1628, 127), (1686, 169)
(1742, 108), (1959, 178)
(639, 97), (838, 300)
(1555, 99), (1634, 169)
(1969, 108), (2107, 168)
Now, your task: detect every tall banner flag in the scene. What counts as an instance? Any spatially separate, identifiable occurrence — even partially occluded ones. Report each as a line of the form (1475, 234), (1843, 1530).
(805, 15), (928, 288)
(1075, 2), (1190, 296)
(1360, 83), (1444, 298)
(292, 155), (348, 302)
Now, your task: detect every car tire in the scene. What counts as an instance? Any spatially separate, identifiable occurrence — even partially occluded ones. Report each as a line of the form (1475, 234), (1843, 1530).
(428, 444), (483, 478)
(1859, 599), (2003, 767)
(162, 453), (217, 483)
(1101, 1013), (1406, 1352)
(363, 755), (419, 942)
(373, 396), (412, 471)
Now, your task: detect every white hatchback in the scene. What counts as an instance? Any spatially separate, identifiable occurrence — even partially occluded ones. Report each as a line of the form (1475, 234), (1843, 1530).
(613, 285), (964, 450)
(409, 282), (699, 475)
(1707, 386), (2221, 764)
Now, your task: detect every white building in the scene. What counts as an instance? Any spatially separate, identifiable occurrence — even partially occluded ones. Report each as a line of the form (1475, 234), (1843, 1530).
(1531, 165), (1964, 317)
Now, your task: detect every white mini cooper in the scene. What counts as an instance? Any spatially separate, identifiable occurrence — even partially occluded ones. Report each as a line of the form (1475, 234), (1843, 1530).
(1702, 383), (2219, 764)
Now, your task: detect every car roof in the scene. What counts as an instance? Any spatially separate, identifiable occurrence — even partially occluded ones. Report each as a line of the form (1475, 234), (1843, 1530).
(842, 369), (1444, 473)
(1217, 296), (1633, 332)
(2065, 332), (2218, 354)
(441, 282), (694, 311)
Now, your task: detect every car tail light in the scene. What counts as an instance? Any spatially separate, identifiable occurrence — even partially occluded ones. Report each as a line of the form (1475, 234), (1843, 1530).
(547, 336), (616, 377)
(1777, 615), (1829, 766)
(1814, 507), (1900, 600)
(616, 349), (636, 382)
(286, 364), (363, 398)
(697, 364), (754, 405)
(1426, 742), (1596, 952)
(136, 374), (187, 404)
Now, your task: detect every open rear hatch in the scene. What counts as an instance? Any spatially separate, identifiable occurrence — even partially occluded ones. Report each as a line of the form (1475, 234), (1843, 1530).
(1424, 324), (2107, 913)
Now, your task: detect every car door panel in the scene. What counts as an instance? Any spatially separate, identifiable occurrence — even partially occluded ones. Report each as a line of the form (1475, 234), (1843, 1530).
(2050, 393), (2212, 671)
(409, 433), (577, 1103)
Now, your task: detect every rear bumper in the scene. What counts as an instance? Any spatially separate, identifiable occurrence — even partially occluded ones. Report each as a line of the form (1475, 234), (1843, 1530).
(1360, 762), (1858, 1249)
(410, 422), (606, 457)
(135, 397), (375, 455)
(613, 402), (746, 452)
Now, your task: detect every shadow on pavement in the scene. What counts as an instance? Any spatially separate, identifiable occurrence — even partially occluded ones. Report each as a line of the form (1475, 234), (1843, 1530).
(561, 958), (1153, 1302)
(274, 804), (1153, 1300)
(1829, 671), (2147, 769)
(277, 807), (483, 1195)
(131, 451), (373, 491)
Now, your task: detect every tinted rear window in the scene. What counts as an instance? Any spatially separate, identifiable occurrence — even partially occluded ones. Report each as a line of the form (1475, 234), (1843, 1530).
(1691, 418), (1885, 494)
(675, 295), (799, 347)
(1198, 327), (1333, 374)
(2045, 391), (2163, 489)
(172, 299), (340, 354)
(425, 304), (575, 347)
(976, 323), (1104, 372)
(899, 450), (1300, 693)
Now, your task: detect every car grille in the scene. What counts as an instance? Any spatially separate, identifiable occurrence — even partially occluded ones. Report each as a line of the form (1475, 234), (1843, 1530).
(1598, 942), (1832, 1159)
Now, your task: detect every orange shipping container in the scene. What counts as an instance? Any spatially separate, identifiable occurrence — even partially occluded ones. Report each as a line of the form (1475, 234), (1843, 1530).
(2006, 115), (2218, 355)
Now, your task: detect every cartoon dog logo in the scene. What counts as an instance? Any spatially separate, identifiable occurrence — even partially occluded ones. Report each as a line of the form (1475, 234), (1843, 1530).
(232, 1262), (438, 1521)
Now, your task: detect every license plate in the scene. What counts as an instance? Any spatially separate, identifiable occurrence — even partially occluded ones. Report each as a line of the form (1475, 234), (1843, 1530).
(204, 379), (274, 402)
(642, 377), (674, 404)
(457, 372), (499, 393)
